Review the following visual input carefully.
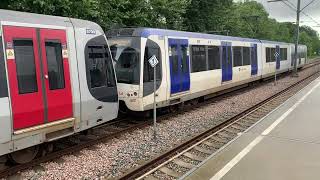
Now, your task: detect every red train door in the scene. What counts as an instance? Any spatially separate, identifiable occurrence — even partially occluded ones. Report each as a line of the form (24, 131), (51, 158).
(3, 26), (73, 130)
(39, 29), (73, 122)
(3, 26), (45, 129)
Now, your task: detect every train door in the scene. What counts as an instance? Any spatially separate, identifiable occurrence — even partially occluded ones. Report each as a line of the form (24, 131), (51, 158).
(222, 42), (232, 82)
(276, 45), (280, 70)
(169, 38), (190, 95)
(3, 26), (73, 130)
(251, 44), (258, 76)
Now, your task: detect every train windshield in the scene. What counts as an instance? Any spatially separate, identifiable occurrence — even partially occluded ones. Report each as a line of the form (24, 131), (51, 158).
(109, 37), (141, 84)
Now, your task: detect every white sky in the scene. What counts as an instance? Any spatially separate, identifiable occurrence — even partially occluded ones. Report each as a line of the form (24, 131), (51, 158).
(236, 0), (320, 35)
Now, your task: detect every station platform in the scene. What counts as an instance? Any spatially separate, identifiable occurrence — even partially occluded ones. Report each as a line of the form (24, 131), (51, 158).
(183, 77), (320, 180)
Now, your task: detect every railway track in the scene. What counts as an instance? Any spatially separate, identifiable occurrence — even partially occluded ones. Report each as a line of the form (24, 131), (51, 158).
(119, 65), (320, 180)
(0, 61), (319, 178)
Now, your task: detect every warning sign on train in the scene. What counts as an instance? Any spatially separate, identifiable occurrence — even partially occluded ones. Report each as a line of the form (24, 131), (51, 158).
(6, 49), (15, 60)
(62, 49), (68, 59)
(148, 55), (159, 68)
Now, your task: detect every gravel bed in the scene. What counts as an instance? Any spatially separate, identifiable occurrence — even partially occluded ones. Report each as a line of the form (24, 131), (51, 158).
(16, 67), (319, 179)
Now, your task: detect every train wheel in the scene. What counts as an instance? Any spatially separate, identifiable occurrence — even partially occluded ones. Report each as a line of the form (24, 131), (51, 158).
(9, 146), (39, 164)
(0, 156), (7, 170)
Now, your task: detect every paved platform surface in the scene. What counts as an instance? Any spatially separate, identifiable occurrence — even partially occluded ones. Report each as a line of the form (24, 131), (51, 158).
(183, 77), (320, 180)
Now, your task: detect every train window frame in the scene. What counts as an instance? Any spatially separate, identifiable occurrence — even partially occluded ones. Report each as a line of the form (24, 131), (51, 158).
(233, 46), (243, 67)
(143, 39), (162, 97)
(280, 48), (287, 61)
(45, 41), (65, 90)
(191, 45), (207, 73)
(181, 45), (190, 74)
(242, 47), (250, 65)
(266, 47), (271, 62)
(84, 35), (117, 102)
(13, 39), (38, 94)
(208, 46), (220, 70)
(0, 37), (8, 98)
(270, 48), (276, 62)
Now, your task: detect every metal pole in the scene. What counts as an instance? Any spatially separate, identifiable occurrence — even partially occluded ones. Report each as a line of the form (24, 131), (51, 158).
(153, 64), (157, 140)
(293, 0), (301, 76)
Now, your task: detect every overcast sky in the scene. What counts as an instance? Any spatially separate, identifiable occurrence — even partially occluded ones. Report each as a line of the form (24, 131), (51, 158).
(238, 0), (320, 35)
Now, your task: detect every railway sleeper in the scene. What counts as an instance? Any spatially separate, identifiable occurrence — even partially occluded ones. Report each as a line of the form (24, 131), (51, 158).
(183, 152), (206, 162)
(193, 146), (214, 155)
(144, 175), (159, 180)
(230, 124), (247, 131)
(223, 127), (241, 135)
(210, 136), (228, 144)
(159, 166), (184, 178)
(172, 158), (195, 169)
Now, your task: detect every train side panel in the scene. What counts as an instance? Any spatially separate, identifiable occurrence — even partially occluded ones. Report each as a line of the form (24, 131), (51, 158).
(71, 19), (118, 132)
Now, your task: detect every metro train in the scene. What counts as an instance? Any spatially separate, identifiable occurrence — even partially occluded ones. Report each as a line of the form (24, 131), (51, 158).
(107, 28), (307, 112)
(0, 10), (118, 166)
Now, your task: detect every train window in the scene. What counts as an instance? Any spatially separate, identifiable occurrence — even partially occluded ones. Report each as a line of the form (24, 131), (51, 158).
(280, 48), (287, 61)
(13, 40), (38, 94)
(208, 46), (220, 70)
(171, 46), (179, 75)
(227, 46), (232, 66)
(143, 39), (162, 96)
(233, 47), (242, 67)
(45, 42), (65, 90)
(143, 40), (161, 82)
(181, 46), (189, 73)
(0, 37), (8, 98)
(270, 48), (276, 62)
(191, 45), (206, 72)
(243, 47), (250, 65)
(266, 47), (271, 62)
(85, 35), (117, 102)
(111, 37), (140, 85)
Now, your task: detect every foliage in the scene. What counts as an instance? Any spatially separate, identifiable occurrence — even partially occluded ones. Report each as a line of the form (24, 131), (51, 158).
(0, 0), (319, 55)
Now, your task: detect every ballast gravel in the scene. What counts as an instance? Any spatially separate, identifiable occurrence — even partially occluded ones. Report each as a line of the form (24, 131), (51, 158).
(16, 66), (320, 179)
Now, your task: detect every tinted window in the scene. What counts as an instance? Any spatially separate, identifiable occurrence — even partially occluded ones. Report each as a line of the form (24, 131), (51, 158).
(171, 46), (179, 74)
(251, 46), (257, 65)
(243, 47), (250, 65)
(14, 40), (38, 94)
(280, 48), (287, 61)
(233, 47), (242, 67)
(266, 47), (271, 62)
(208, 46), (220, 70)
(191, 45), (206, 72)
(270, 48), (276, 62)
(0, 37), (8, 98)
(143, 40), (161, 82)
(110, 37), (140, 84)
(181, 45), (189, 73)
(227, 46), (232, 66)
(85, 35), (117, 102)
(45, 42), (65, 90)
(115, 47), (140, 84)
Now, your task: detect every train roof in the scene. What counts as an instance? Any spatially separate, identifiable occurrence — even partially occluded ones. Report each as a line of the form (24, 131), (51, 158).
(108, 28), (305, 46)
(0, 9), (103, 33)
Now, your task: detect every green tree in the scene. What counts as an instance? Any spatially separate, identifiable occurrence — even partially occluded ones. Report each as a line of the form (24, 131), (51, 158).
(183, 0), (232, 32)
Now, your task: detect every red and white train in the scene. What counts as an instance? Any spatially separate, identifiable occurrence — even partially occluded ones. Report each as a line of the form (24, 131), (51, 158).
(0, 10), (118, 166)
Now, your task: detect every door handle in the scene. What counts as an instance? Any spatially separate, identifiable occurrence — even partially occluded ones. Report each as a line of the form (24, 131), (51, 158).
(44, 75), (48, 79)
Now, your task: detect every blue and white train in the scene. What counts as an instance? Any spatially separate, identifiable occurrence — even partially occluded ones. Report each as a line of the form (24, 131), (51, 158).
(107, 28), (307, 112)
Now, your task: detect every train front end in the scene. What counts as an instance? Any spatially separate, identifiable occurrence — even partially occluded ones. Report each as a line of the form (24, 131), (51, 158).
(108, 28), (163, 112)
